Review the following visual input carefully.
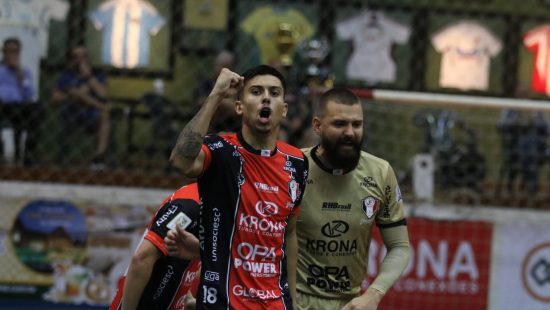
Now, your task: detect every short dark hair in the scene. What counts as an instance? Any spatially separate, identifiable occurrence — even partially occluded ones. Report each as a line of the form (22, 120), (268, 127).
(3, 37), (21, 49)
(241, 65), (286, 92)
(316, 88), (361, 116)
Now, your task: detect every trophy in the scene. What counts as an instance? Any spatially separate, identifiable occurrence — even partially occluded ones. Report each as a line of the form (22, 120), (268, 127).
(297, 37), (333, 89)
(276, 23), (298, 67)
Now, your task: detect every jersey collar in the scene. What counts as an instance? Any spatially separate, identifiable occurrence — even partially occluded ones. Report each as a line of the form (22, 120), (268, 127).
(310, 145), (347, 176)
(237, 131), (278, 157)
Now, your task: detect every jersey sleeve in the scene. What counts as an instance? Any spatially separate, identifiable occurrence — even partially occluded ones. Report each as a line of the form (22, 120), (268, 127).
(336, 13), (361, 40)
(48, 0), (70, 21)
(200, 134), (224, 175)
(144, 198), (201, 256)
(431, 24), (454, 53)
(523, 27), (539, 50)
(143, 8), (165, 35)
(386, 16), (410, 44)
(376, 163), (406, 227)
(240, 7), (270, 35)
(89, 8), (108, 30)
(480, 26), (502, 56)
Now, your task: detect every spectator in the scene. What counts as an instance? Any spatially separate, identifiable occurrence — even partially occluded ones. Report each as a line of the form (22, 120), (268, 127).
(497, 109), (548, 195)
(193, 49), (239, 133)
(0, 37), (37, 165)
(51, 45), (111, 167)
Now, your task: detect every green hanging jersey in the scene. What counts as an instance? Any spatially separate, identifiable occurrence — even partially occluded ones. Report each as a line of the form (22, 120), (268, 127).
(296, 146), (406, 299)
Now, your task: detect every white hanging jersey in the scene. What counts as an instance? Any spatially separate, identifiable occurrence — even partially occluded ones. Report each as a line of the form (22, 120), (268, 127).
(27, 0), (70, 58)
(0, 0), (41, 101)
(336, 10), (410, 83)
(89, 0), (165, 68)
(524, 24), (550, 96)
(431, 21), (502, 91)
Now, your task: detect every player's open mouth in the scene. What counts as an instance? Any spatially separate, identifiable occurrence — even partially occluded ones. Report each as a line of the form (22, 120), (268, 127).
(259, 107), (272, 122)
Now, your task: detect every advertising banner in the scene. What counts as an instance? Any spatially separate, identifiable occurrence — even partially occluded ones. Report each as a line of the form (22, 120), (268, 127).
(0, 196), (156, 307)
(490, 221), (550, 310)
(364, 218), (493, 309)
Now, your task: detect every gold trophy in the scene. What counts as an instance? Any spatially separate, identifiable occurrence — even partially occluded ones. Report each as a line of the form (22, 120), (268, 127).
(276, 23), (298, 66)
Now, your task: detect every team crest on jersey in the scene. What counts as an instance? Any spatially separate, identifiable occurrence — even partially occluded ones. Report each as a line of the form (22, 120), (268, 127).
(288, 180), (299, 203)
(361, 196), (380, 219)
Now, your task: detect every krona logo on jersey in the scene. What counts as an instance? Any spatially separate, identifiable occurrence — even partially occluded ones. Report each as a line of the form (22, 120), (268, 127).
(239, 202), (284, 237)
(255, 201), (278, 217)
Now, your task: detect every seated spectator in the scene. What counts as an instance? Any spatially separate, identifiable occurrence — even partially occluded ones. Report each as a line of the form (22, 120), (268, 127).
(0, 37), (38, 165)
(51, 45), (111, 167)
(193, 49), (240, 133)
(498, 108), (548, 195)
(497, 85), (548, 197)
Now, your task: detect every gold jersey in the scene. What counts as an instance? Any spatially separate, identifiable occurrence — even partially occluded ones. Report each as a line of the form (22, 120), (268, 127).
(296, 146), (406, 299)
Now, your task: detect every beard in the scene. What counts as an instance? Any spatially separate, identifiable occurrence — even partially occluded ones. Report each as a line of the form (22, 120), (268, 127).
(320, 134), (362, 171)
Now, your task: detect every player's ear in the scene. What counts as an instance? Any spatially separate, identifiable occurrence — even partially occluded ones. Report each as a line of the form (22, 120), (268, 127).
(235, 100), (243, 116)
(282, 102), (288, 118)
(312, 116), (322, 135)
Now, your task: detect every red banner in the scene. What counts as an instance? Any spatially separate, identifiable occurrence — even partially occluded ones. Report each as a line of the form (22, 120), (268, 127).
(365, 218), (492, 310)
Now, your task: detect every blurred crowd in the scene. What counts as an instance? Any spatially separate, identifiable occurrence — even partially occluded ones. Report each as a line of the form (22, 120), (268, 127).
(0, 37), (325, 170)
(0, 1), (549, 201)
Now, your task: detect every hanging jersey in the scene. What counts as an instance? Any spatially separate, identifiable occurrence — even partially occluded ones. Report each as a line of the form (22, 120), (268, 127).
(110, 183), (202, 310)
(241, 6), (314, 65)
(0, 0), (41, 101)
(524, 24), (550, 96)
(89, 0), (165, 68)
(296, 146), (406, 299)
(27, 0), (69, 58)
(431, 20), (502, 91)
(336, 10), (410, 83)
(196, 132), (308, 310)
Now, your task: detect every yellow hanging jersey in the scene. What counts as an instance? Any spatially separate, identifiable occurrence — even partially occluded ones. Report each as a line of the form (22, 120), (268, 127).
(240, 6), (314, 64)
(296, 146), (406, 299)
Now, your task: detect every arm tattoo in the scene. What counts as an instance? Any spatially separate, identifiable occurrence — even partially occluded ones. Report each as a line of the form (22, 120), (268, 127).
(173, 116), (204, 159)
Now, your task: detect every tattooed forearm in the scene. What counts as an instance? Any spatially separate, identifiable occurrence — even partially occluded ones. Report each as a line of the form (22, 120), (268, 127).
(172, 116), (204, 159)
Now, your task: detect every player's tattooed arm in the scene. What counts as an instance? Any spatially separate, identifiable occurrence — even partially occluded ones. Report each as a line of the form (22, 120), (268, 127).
(172, 113), (205, 160)
(170, 68), (243, 177)
(170, 104), (212, 177)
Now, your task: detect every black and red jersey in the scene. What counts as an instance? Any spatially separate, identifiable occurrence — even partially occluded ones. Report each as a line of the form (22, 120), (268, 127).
(111, 183), (202, 310)
(196, 132), (308, 310)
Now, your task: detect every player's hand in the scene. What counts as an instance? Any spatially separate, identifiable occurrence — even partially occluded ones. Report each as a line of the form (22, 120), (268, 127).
(210, 68), (243, 106)
(340, 288), (383, 310)
(183, 291), (196, 310)
(79, 60), (92, 78)
(68, 86), (86, 99)
(164, 224), (200, 260)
